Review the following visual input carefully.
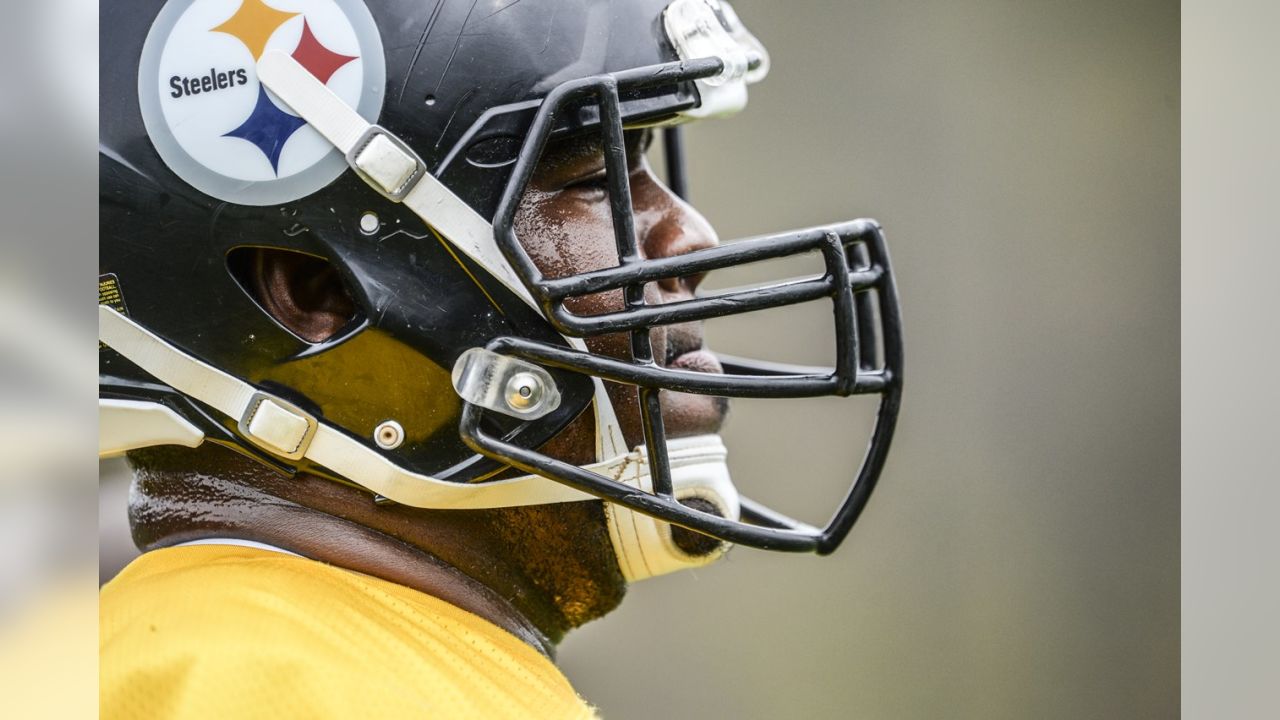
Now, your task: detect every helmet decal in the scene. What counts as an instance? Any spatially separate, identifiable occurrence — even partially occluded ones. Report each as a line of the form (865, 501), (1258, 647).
(138, 0), (385, 205)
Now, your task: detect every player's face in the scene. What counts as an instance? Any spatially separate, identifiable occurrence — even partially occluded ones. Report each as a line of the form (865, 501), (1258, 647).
(513, 130), (728, 446)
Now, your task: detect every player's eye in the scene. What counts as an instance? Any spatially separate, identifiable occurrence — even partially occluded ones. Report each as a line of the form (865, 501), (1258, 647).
(563, 169), (609, 198)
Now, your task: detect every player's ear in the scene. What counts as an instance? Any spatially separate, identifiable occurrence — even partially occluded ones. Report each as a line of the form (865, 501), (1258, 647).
(246, 248), (356, 343)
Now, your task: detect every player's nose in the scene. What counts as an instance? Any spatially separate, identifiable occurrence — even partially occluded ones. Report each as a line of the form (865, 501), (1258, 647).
(635, 173), (720, 298)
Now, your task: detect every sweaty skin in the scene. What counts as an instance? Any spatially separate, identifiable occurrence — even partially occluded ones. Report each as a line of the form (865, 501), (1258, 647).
(514, 130), (728, 445)
(127, 128), (727, 654)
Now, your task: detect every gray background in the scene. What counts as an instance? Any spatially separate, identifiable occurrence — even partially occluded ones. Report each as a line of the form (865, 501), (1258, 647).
(559, 1), (1179, 718)
(97, 0), (1181, 717)
(1182, 1), (1280, 717)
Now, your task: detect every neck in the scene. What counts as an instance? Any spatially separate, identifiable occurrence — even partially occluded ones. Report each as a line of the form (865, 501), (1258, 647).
(134, 469), (558, 655)
(126, 446), (627, 655)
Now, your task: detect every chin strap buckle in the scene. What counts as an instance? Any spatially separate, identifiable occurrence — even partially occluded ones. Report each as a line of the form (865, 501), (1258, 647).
(346, 125), (428, 203)
(238, 392), (318, 461)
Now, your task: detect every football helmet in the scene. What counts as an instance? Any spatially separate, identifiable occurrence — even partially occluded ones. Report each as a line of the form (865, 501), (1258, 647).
(99, 0), (903, 580)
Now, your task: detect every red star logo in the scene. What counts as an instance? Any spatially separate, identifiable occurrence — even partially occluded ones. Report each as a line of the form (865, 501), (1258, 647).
(291, 19), (358, 85)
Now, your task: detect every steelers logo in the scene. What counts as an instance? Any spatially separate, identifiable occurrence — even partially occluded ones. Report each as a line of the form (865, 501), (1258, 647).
(139, 0), (385, 205)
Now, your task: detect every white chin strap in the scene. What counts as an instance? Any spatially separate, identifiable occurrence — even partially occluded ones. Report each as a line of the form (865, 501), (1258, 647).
(98, 306), (735, 580)
(100, 51), (741, 581)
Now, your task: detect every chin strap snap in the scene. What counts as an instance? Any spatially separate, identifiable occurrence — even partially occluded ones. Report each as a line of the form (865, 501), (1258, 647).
(237, 393), (318, 461)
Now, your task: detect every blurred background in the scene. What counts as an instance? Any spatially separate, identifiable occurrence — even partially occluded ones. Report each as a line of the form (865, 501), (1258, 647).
(558, 1), (1180, 718)
(93, 0), (1178, 718)
(0, 0), (98, 716)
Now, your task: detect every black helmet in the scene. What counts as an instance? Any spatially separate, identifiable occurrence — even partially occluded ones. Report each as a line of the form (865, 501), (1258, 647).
(100, 0), (903, 580)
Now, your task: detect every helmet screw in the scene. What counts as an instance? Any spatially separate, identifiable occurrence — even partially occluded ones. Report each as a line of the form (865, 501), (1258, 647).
(374, 420), (404, 450)
(505, 373), (543, 411)
(359, 212), (380, 235)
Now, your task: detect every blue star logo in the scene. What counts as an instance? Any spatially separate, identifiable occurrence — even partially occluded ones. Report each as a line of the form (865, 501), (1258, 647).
(222, 86), (308, 175)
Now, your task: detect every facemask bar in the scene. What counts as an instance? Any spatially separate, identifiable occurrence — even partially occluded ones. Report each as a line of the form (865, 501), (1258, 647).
(662, 126), (690, 201)
(464, 57), (904, 555)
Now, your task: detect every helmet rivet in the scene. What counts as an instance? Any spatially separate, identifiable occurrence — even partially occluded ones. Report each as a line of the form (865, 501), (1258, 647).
(505, 373), (543, 411)
(359, 212), (380, 235)
(374, 420), (404, 450)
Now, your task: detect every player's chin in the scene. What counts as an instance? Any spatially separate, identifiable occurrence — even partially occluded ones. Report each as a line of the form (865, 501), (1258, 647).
(659, 390), (729, 437)
(661, 347), (728, 436)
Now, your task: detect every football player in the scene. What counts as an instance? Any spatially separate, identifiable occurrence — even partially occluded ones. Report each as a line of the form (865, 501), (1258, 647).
(99, 0), (902, 717)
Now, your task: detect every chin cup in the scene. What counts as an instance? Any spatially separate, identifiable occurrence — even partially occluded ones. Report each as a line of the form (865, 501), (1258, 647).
(602, 435), (739, 581)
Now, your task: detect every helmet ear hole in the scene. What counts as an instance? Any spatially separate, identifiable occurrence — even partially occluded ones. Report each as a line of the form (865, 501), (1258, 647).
(227, 247), (358, 343)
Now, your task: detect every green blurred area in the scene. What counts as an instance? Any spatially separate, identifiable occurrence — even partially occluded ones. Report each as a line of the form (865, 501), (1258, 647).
(558, 1), (1178, 718)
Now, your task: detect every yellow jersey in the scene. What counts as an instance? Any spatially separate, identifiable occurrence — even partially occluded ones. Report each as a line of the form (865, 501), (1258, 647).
(100, 544), (597, 719)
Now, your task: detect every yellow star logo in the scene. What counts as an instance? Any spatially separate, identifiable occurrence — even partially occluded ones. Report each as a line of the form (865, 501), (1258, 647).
(211, 0), (300, 60)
